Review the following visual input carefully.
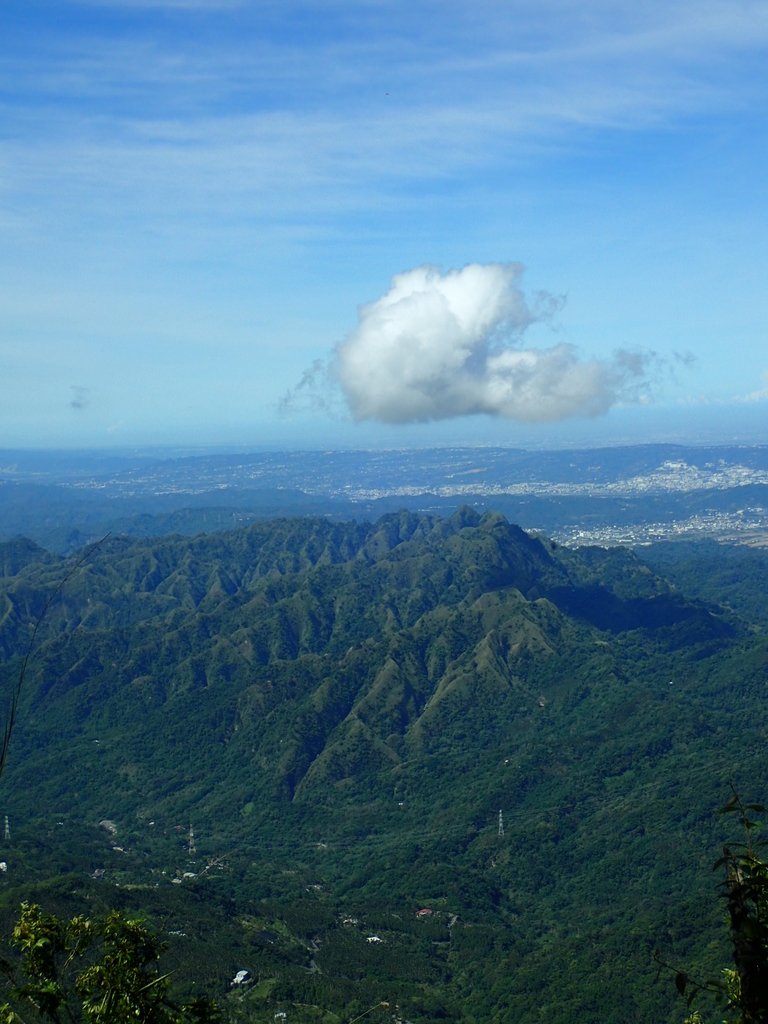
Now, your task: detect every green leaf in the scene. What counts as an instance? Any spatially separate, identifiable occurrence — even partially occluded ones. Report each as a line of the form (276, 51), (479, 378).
(720, 795), (740, 814)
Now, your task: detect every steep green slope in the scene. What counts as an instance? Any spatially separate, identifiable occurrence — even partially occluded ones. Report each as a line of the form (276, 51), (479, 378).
(639, 539), (768, 629)
(0, 511), (764, 1023)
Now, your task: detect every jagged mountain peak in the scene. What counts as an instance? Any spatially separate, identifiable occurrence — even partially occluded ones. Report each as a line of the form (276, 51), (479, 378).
(0, 510), (735, 809)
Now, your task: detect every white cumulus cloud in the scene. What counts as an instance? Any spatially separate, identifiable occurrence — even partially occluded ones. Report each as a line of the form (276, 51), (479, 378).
(296, 263), (656, 425)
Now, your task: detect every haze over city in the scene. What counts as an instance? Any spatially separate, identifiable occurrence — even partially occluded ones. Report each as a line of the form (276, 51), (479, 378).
(3, 1), (767, 449)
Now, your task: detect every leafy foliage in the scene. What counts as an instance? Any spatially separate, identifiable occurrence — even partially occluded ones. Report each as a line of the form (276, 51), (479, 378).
(0, 902), (218, 1023)
(666, 793), (768, 1024)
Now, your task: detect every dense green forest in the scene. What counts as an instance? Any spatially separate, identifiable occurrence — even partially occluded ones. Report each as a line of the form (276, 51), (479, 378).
(0, 511), (766, 1022)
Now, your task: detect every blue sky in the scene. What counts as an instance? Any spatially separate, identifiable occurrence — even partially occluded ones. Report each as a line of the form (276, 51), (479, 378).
(2, 0), (767, 449)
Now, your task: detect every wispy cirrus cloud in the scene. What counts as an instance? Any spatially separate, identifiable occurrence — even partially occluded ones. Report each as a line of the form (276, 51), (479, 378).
(3, 0), (768, 234)
(2, 0), (767, 446)
(72, 0), (246, 8)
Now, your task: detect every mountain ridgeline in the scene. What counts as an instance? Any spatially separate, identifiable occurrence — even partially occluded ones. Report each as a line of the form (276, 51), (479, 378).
(0, 509), (766, 1023)
(0, 509), (727, 805)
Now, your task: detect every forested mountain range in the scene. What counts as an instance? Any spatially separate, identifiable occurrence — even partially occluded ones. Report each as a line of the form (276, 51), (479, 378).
(0, 510), (767, 1022)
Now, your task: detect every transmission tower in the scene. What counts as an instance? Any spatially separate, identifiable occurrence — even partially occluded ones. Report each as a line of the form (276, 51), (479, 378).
(498, 809), (504, 837)
(188, 823), (196, 857)
(3, 816), (9, 842)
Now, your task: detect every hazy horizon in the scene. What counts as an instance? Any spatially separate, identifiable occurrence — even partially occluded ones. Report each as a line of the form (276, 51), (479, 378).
(1, 400), (766, 456)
